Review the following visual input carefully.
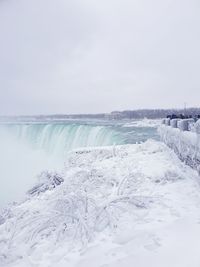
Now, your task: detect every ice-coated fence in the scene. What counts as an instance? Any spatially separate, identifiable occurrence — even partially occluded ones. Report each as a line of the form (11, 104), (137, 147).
(159, 119), (200, 172)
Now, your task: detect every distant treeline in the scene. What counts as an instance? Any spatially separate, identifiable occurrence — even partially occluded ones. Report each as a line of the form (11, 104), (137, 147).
(1, 108), (200, 121)
(107, 108), (200, 119)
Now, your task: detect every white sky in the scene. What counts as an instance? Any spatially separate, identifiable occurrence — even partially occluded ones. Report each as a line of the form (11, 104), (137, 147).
(0, 0), (200, 115)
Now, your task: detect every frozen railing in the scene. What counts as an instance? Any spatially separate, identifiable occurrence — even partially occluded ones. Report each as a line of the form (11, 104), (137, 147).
(159, 119), (200, 173)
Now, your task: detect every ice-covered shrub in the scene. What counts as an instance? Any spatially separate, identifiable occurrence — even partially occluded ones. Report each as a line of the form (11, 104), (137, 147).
(158, 125), (200, 171)
(27, 171), (64, 196)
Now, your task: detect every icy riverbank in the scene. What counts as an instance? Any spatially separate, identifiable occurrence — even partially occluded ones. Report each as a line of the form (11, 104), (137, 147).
(1, 140), (200, 267)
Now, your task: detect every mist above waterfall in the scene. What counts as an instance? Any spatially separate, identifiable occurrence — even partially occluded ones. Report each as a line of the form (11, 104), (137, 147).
(0, 128), (62, 207)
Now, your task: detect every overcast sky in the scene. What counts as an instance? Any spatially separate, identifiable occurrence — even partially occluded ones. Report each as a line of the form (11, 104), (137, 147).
(0, 0), (200, 115)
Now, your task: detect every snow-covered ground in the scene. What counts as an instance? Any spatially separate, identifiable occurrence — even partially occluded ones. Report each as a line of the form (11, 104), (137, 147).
(1, 140), (200, 267)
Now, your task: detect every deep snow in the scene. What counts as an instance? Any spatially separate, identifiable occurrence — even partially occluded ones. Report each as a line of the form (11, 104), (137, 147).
(1, 139), (200, 267)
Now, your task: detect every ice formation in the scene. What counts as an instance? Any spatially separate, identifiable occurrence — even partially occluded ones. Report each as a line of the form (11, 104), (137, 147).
(1, 139), (200, 267)
(159, 124), (200, 171)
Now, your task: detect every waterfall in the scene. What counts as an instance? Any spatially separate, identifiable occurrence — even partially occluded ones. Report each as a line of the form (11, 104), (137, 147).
(0, 122), (123, 206)
(0, 120), (158, 206)
(0, 123), (125, 157)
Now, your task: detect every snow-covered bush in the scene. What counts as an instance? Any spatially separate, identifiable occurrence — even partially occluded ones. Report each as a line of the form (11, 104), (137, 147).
(158, 125), (200, 170)
(27, 171), (64, 196)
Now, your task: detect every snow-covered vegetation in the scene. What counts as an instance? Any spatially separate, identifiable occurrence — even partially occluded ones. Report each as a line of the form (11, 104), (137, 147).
(1, 140), (200, 267)
(159, 125), (200, 171)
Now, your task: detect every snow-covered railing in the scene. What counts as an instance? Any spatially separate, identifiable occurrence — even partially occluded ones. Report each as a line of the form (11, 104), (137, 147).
(159, 119), (200, 173)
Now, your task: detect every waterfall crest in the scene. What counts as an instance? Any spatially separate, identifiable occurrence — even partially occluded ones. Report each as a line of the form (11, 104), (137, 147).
(0, 123), (125, 156)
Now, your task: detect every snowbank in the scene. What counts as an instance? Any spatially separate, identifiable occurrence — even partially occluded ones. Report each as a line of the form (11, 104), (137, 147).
(1, 140), (200, 267)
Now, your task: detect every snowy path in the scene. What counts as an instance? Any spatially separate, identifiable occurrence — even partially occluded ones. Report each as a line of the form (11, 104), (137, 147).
(1, 140), (200, 267)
